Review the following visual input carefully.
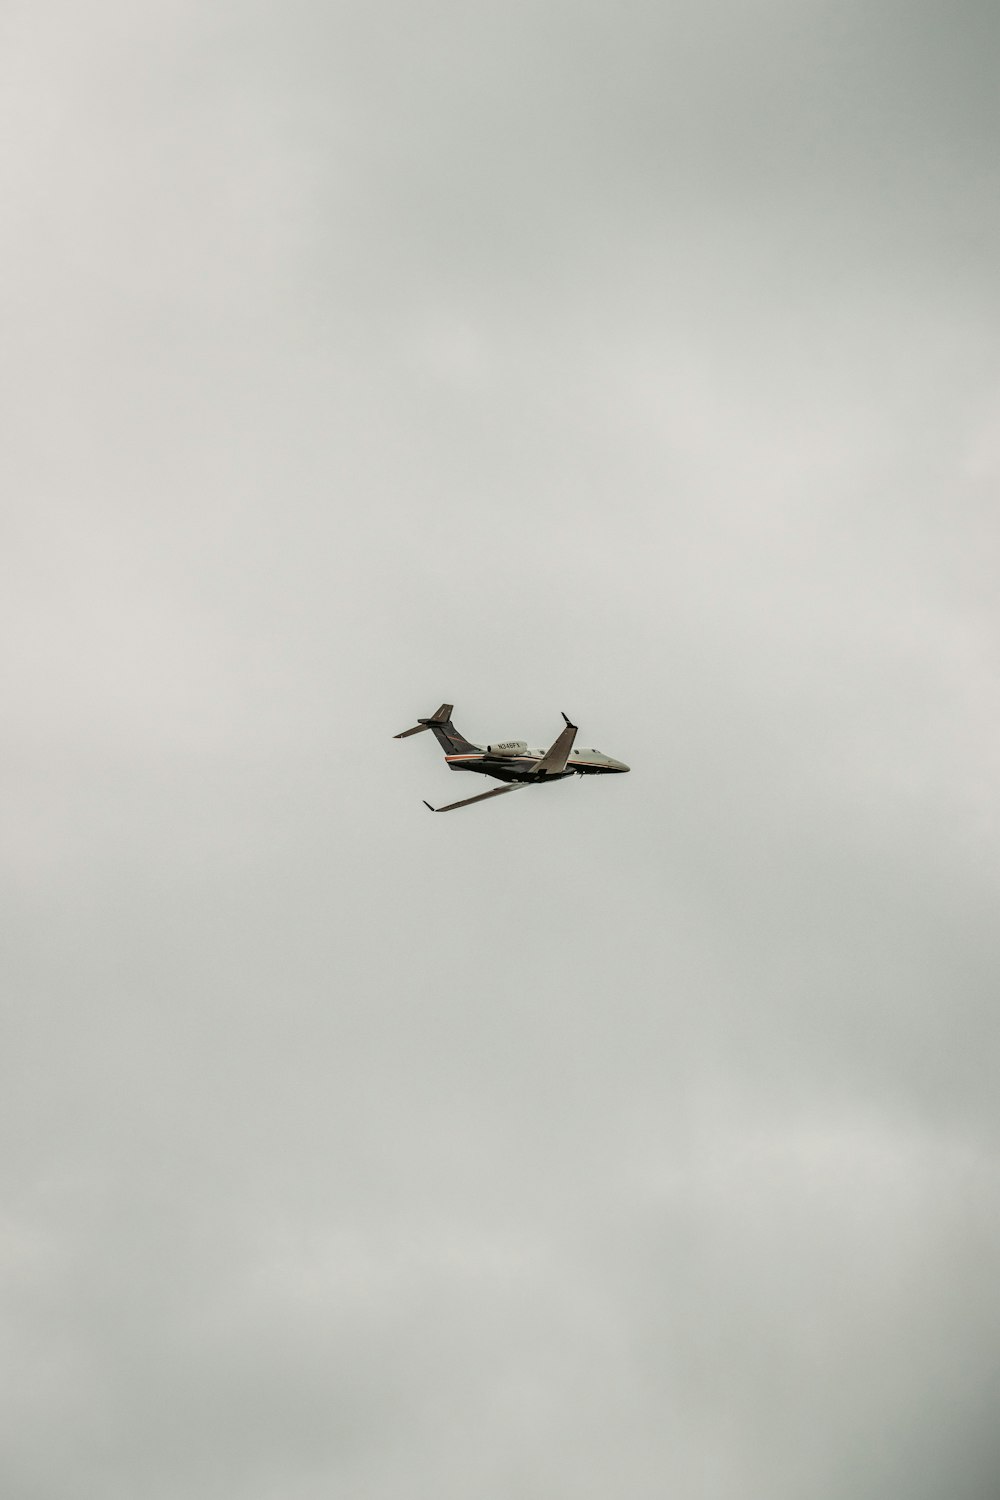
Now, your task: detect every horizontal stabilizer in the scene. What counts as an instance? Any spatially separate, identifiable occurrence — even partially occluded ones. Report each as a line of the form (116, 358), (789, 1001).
(393, 703), (453, 739)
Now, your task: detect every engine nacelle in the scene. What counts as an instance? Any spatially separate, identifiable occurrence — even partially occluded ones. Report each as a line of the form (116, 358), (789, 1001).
(487, 740), (528, 757)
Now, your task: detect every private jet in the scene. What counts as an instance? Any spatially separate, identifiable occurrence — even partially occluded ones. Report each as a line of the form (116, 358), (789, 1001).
(394, 703), (630, 811)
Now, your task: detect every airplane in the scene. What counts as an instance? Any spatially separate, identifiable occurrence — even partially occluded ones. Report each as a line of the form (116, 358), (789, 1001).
(394, 703), (630, 811)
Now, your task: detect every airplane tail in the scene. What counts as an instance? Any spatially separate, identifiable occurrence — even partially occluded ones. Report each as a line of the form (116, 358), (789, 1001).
(393, 704), (478, 756)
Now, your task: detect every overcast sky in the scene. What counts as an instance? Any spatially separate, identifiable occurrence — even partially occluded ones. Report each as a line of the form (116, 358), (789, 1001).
(3, 2), (1000, 1497)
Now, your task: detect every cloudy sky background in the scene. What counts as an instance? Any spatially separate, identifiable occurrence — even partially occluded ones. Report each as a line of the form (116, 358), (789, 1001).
(4, 2), (1000, 1495)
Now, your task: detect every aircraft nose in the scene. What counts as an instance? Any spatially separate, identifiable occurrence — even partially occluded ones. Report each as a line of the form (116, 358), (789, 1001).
(610, 759), (630, 773)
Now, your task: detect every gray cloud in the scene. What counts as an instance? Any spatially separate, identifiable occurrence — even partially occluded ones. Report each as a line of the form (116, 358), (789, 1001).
(3, 1), (999, 1496)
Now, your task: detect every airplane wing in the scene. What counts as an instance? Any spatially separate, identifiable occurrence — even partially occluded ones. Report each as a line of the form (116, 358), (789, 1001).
(423, 783), (530, 813)
(532, 712), (577, 777)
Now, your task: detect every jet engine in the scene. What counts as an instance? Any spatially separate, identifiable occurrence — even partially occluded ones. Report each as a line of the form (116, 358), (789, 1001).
(487, 740), (528, 757)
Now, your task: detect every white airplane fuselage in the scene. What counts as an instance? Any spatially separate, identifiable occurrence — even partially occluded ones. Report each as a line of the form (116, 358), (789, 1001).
(444, 742), (630, 783)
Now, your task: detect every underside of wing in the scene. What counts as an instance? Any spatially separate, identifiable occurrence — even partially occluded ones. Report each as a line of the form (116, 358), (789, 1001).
(532, 712), (578, 777)
(424, 783), (530, 812)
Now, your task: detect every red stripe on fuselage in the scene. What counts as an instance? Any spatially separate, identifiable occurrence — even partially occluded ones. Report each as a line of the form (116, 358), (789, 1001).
(445, 753), (598, 766)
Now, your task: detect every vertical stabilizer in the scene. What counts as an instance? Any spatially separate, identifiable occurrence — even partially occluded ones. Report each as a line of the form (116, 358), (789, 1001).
(393, 704), (478, 755)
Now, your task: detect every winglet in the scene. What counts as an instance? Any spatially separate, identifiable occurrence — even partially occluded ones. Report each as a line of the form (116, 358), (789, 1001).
(422, 801), (436, 811)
